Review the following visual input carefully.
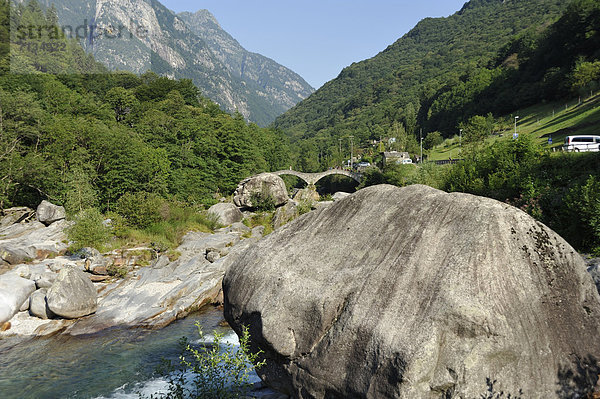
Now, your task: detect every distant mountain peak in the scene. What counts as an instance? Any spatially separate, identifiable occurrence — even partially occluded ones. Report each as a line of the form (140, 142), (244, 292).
(179, 9), (220, 29)
(31, 0), (313, 126)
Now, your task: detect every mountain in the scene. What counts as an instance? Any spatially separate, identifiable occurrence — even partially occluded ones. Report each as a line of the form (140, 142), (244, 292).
(274, 0), (567, 142)
(178, 10), (314, 115)
(23, 0), (313, 126)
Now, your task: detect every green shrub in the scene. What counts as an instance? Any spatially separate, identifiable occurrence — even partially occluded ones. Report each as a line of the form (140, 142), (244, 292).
(115, 192), (166, 229)
(297, 200), (313, 216)
(67, 208), (111, 252)
(150, 323), (265, 399)
(249, 184), (276, 212)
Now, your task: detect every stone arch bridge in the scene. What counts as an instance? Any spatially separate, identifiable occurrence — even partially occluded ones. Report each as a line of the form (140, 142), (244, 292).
(272, 169), (362, 186)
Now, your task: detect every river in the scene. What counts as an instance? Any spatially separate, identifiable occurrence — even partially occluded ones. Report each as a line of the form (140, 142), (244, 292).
(0, 306), (256, 399)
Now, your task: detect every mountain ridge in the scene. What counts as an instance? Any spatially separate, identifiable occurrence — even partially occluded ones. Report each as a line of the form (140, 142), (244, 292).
(274, 0), (566, 141)
(20, 0), (312, 126)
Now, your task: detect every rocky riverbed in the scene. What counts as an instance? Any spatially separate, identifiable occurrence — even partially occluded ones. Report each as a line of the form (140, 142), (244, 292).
(0, 205), (264, 338)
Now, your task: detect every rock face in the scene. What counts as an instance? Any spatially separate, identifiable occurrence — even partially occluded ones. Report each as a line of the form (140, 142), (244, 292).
(293, 186), (320, 205)
(0, 207), (35, 227)
(0, 220), (69, 265)
(36, 201), (66, 225)
(272, 201), (299, 230)
(208, 203), (243, 226)
(46, 267), (97, 319)
(233, 173), (289, 209)
(66, 229), (258, 335)
(0, 275), (36, 323)
(224, 184), (600, 398)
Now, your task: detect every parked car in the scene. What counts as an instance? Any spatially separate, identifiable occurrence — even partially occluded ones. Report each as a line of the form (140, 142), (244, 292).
(563, 135), (600, 152)
(401, 159), (413, 164)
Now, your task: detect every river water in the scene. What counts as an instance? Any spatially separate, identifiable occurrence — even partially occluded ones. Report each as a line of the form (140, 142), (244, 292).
(0, 306), (252, 399)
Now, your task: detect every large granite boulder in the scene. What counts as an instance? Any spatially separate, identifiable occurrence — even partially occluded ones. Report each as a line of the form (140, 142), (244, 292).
(208, 203), (243, 226)
(233, 173), (288, 209)
(46, 267), (97, 319)
(0, 274), (36, 323)
(36, 201), (66, 225)
(293, 186), (320, 205)
(224, 184), (600, 398)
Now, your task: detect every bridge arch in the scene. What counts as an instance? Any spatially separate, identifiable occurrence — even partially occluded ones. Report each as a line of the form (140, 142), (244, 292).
(272, 169), (361, 186)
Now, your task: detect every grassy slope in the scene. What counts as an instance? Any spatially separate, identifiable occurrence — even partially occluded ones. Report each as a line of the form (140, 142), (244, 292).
(428, 94), (600, 160)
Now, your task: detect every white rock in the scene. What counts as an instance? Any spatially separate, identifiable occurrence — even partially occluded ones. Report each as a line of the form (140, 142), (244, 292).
(0, 275), (36, 323)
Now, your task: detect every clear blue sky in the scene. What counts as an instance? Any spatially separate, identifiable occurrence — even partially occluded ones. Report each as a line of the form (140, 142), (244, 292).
(160, 1), (467, 89)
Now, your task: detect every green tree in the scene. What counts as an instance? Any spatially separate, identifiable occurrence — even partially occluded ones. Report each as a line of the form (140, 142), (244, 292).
(105, 87), (138, 122)
(423, 131), (443, 150)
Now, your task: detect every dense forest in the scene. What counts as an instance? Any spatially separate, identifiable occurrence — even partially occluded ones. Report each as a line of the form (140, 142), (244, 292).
(273, 0), (600, 171)
(0, 0), (289, 212)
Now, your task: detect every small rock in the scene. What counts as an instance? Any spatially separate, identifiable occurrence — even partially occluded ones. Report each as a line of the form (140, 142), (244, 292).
(29, 289), (55, 320)
(1, 321), (10, 331)
(91, 265), (108, 276)
(36, 201), (66, 225)
(75, 247), (101, 260)
(32, 272), (57, 289)
(46, 266), (97, 319)
(208, 203), (243, 226)
(88, 275), (110, 283)
(19, 298), (30, 312)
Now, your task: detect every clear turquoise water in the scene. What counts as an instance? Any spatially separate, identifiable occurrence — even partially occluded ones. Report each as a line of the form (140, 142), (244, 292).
(0, 307), (232, 399)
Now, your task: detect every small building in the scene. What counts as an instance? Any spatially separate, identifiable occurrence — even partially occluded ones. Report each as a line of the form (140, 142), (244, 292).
(382, 151), (410, 167)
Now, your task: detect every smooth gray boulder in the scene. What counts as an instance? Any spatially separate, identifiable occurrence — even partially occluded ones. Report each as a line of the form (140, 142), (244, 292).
(29, 288), (55, 319)
(208, 203), (243, 226)
(292, 186), (320, 205)
(233, 173), (288, 209)
(0, 275), (36, 323)
(36, 201), (66, 225)
(224, 184), (600, 399)
(46, 267), (97, 319)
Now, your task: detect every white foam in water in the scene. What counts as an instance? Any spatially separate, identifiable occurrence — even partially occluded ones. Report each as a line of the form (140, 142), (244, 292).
(95, 376), (171, 399)
(96, 331), (260, 399)
(194, 330), (240, 346)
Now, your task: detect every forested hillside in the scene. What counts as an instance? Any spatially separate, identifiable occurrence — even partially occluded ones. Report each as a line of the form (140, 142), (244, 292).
(0, 0), (289, 211)
(274, 0), (567, 170)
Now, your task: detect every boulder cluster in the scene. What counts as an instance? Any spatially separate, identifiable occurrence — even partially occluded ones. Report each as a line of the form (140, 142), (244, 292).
(209, 173), (350, 230)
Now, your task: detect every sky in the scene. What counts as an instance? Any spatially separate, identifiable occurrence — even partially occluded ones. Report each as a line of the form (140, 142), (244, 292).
(160, 1), (468, 89)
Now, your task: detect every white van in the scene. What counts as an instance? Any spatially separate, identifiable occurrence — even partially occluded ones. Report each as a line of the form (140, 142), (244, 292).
(563, 135), (600, 152)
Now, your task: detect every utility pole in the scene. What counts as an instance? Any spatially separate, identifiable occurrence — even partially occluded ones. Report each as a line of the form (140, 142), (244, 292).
(514, 116), (519, 139)
(349, 135), (354, 170)
(338, 138), (342, 167)
(420, 129), (423, 164)
(459, 129), (463, 152)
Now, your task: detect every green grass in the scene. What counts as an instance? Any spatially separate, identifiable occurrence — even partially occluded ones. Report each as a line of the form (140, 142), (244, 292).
(428, 94), (600, 160)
